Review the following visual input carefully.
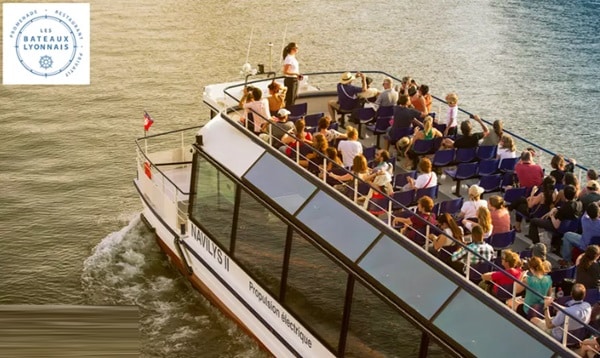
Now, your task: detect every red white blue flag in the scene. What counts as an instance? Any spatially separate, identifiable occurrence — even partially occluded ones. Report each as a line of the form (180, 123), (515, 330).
(144, 111), (154, 131)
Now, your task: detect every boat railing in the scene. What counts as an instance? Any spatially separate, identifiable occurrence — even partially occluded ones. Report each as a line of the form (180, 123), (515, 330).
(135, 125), (202, 233)
(218, 72), (597, 350)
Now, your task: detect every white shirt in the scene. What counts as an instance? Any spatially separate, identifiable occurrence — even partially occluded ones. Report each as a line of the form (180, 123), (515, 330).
(337, 140), (363, 168)
(497, 148), (517, 161)
(460, 199), (488, 219)
(414, 172), (437, 189)
(446, 106), (458, 128)
(283, 55), (299, 77)
(244, 99), (270, 133)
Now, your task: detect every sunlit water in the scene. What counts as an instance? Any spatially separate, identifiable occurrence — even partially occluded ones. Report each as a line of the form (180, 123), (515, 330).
(0, 0), (598, 356)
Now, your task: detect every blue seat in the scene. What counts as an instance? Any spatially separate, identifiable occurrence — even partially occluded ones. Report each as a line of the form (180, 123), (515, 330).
(366, 108), (393, 148)
(500, 171), (516, 188)
(477, 145), (498, 161)
(499, 157), (519, 172)
(391, 190), (416, 211)
(393, 171), (417, 190)
(486, 230), (517, 256)
(444, 162), (479, 196)
(356, 107), (376, 139)
(363, 145), (377, 164)
(558, 219), (580, 235)
(468, 262), (493, 284)
(345, 181), (372, 202)
(454, 147), (477, 164)
(548, 265), (576, 288)
(415, 185), (439, 203)
(434, 123), (447, 135)
(412, 139), (435, 156)
(288, 102), (308, 122)
(304, 112), (323, 129)
(503, 187), (526, 206)
(478, 159), (500, 176)
(478, 174), (503, 195)
(585, 288), (600, 305)
(438, 197), (464, 216)
(432, 149), (455, 168)
(389, 126), (414, 147)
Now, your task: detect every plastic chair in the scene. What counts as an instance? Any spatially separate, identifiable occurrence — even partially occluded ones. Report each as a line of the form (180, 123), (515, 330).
(499, 157), (519, 172)
(367, 114), (392, 148)
(432, 149), (455, 168)
(478, 159), (500, 176)
(444, 162), (479, 196)
(585, 288), (600, 305)
(412, 139), (435, 156)
(468, 262), (493, 284)
(478, 174), (503, 195)
(391, 190), (416, 211)
(438, 197), (464, 216)
(415, 185), (439, 203)
(503, 187), (526, 206)
(548, 265), (576, 287)
(288, 102), (308, 122)
(477, 145), (498, 161)
(454, 147), (477, 164)
(304, 112), (323, 129)
(558, 219), (580, 235)
(486, 230), (517, 256)
(393, 171), (417, 190)
(355, 107), (376, 139)
(363, 145), (377, 164)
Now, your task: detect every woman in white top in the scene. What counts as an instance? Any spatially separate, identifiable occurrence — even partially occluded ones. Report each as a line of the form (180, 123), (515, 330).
(337, 126), (363, 168)
(282, 42), (301, 109)
(463, 206), (494, 240)
(404, 157), (437, 190)
(458, 184), (488, 220)
(243, 87), (271, 134)
(497, 134), (518, 161)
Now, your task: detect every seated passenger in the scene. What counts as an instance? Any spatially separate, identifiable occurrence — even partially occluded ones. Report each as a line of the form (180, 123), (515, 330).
(281, 118), (313, 157)
(372, 77), (398, 110)
(337, 126), (363, 168)
(267, 80), (287, 116)
(403, 157), (437, 191)
(549, 154), (576, 186)
(463, 206), (494, 240)
(578, 169), (599, 199)
(322, 147), (345, 186)
(442, 114), (489, 149)
(405, 116), (443, 169)
(561, 203), (600, 264)
(383, 94), (425, 151)
(357, 76), (379, 103)
(259, 108), (294, 148)
(508, 176), (556, 233)
(327, 154), (370, 184)
(514, 150), (544, 190)
(450, 224), (495, 273)
(575, 245), (600, 289)
(497, 134), (517, 161)
(480, 249), (523, 295)
(419, 84), (433, 114)
(508, 256), (552, 320)
(429, 213), (465, 254)
(531, 284), (591, 341)
(317, 116), (347, 145)
(409, 85), (427, 116)
(579, 180), (600, 211)
(393, 196), (437, 243)
(299, 133), (328, 173)
(327, 72), (367, 127)
(363, 150), (393, 195)
(457, 185), (488, 221)
(480, 119), (504, 147)
(488, 195), (511, 234)
(242, 87), (272, 135)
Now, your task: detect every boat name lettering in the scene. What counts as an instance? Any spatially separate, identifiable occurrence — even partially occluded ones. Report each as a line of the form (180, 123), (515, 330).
(191, 225), (229, 272)
(22, 35), (70, 51)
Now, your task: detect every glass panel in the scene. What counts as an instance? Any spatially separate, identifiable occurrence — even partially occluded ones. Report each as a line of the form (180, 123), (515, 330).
(296, 191), (379, 261)
(234, 189), (287, 298)
(434, 290), (553, 358)
(189, 156), (235, 251)
(359, 236), (457, 319)
(345, 280), (423, 357)
(244, 153), (316, 215)
(285, 231), (347, 351)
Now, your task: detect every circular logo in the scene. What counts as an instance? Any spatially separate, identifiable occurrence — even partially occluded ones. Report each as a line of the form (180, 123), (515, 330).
(15, 15), (78, 77)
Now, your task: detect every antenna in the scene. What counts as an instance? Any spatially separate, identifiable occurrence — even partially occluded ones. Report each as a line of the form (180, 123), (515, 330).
(241, 27), (255, 76)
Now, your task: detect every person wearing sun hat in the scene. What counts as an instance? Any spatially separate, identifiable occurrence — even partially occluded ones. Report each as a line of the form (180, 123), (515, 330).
(327, 71), (367, 127)
(457, 184), (488, 221)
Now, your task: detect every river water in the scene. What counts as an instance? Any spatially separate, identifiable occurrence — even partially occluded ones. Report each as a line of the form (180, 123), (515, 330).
(1, 0), (598, 356)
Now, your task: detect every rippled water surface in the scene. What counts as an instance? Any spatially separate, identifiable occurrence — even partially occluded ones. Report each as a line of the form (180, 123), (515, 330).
(1, 0), (598, 356)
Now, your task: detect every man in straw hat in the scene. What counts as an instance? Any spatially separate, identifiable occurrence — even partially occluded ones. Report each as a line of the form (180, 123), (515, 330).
(327, 72), (367, 128)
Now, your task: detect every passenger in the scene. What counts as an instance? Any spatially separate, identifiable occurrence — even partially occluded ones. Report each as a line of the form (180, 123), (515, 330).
(300, 133), (328, 173)
(575, 245), (600, 289)
(531, 283), (591, 341)
(514, 150), (544, 190)
(497, 134), (518, 161)
(525, 243), (553, 273)
(579, 169), (599, 199)
(419, 84), (433, 114)
(443, 93), (459, 137)
(528, 184), (583, 246)
(488, 195), (511, 235)
(327, 72), (367, 127)
(549, 154), (576, 185)
(396, 76), (412, 96)
(242, 87), (272, 135)
(322, 147), (344, 186)
(508, 176), (557, 233)
(457, 185), (488, 222)
(403, 157), (437, 191)
(357, 76), (379, 103)
(442, 114), (489, 149)
(363, 150), (393, 196)
(561, 203), (600, 264)
(281, 118), (313, 157)
(555, 172), (581, 205)
(480, 119), (504, 147)
(577, 336), (600, 358)
(450, 224), (495, 273)
(282, 42), (301, 109)
(406, 116), (444, 170)
(239, 85), (255, 107)
(259, 108), (294, 148)
(383, 94), (425, 151)
(429, 213), (465, 254)
(267, 80), (287, 116)
(327, 154), (370, 185)
(337, 126), (363, 169)
(409, 85), (427, 116)
(393, 196), (437, 243)
(372, 77), (398, 110)
(317, 116), (347, 145)
(395, 136), (413, 170)
(508, 256), (552, 320)
(463, 206), (494, 240)
(578, 179), (600, 211)
(480, 249), (523, 295)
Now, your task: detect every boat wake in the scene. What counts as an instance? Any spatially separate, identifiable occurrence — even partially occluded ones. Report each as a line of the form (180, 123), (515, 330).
(81, 214), (265, 357)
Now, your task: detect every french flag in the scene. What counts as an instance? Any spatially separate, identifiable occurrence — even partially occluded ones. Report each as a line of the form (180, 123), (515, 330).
(144, 111), (154, 131)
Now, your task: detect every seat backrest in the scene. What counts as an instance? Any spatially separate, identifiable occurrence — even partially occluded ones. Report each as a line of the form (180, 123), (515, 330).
(288, 102), (308, 117)
(432, 149), (455, 167)
(304, 112), (323, 128)
(439, 197), (464, 216)
(558, 219), (580, 235)
(391, 190), (416, 210)
(412, 139), (434, 154)
(486, 230), (516, 250)
(393, 171), (417, 188)
(503, 187), (527, 205)
(357, 107), (376, 121)
(469, 262), (493, 283)
(376, 105), (394, 119)
(585, 288), (600, 305)
(416, 185), (438, 201)
(479, 174), (502, 192)
(477, 145), (498, 161)
(363, 145), (377, 163)
(478, 159), (500, 176)
(389, 126), (414, 142)
(499, 157), (518, 172)
(456, 162), (479, 178)
(549, 266), (577, 286)
(455, 147), (477, 163)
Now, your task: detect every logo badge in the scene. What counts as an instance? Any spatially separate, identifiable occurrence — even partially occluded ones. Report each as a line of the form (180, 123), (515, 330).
(3, 3), (90, 85)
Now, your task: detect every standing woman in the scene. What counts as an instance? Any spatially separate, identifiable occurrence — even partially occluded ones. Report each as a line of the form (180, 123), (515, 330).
(282, 42), (301, 109)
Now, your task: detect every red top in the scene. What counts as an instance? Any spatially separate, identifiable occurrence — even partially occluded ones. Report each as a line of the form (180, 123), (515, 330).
(514, 162), (543, 188)
(491, 268), (522, 293)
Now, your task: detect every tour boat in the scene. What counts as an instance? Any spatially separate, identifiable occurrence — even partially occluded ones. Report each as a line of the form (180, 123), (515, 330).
(134, 70), (584, 357)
